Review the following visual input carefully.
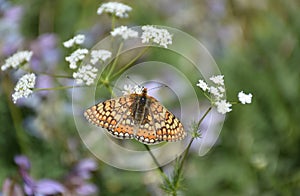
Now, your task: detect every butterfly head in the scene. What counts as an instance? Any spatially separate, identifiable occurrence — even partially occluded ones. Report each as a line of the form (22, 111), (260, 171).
(142, 87), (147, 95)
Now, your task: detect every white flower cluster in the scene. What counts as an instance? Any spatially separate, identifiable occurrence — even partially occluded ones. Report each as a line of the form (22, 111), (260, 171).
(122, 84), (143, 95)
(12, 73), (36, 103)
(63, 35), (113, 86)
(111, 26), (138, 40)
(197, 75), (252, 114)
(63, 34), (85, 48)
(197, 75), (231, 114)
(90, 50), (112, 65)
(238, 91), (253, 104)
(1, 51), (33, 71)
(65, 48), (89, 69)
(97, 2), (132, 18)
(73, 64), (98, 86)
(141, 26), (172, 48)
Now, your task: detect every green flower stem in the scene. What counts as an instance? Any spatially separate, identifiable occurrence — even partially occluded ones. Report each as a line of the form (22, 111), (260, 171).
(106, 42), (124, 80)
(111, 47), (149, 80)
(171, 106), (212, 193)
(203, 92), (213, 102)
(2, 74), (29, 154)
(144, 144), (169, 180)
(36, 72), (73, 78)
(196, 106), (212, 131)
(111, 15), (116, 30)
(34, 85), (87, 92)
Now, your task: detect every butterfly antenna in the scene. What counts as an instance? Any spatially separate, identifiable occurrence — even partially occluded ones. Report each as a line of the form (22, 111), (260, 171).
(148, 84), (168, 92)
(126, 75), (144, 88)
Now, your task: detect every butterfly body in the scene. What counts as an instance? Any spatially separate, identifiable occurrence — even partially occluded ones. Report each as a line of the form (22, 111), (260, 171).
(84, 88), (186, 145)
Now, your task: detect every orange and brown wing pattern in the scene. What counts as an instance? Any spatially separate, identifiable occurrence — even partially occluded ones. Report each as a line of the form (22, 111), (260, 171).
(135, 113), (159, 144)
(84, 95), (136, 139)
(146, 96), (186, 143)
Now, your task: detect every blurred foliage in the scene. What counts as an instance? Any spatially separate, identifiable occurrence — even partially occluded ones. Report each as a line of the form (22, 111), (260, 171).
(1, 0), (300, 195)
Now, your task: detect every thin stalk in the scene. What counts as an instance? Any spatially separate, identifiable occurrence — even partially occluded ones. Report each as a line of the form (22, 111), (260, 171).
(111, 47), (149, 80)
(2, 74), (29, 153)
(111, 15), (116, 30)
(175, 106), (212, 185)
(144, 145), (169, 180)
(36, 72), (73, 78)
(106, 42), (124, 79)
(34, 85), (88, 92)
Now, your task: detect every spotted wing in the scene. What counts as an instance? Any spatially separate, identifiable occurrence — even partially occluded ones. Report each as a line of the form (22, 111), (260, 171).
(135, 96), (186, 145)
(149, 96), (186, 142)
(84, 95), (137, 139)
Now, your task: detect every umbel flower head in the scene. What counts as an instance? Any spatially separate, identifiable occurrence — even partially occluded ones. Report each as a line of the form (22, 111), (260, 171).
(1, 50), (33, 71)
(197, 75), (252, 114)
(197, 75), (231, 114)
(73, 64), (98, 86)
(141, 25), (173, 48)
(111, 26), (138, 40)
(65, 48), (89, 69)
(122, 84), (143, 95)
(63, 34), (85, 48)
(238, 91), (252, 104)
(90, 49), (112, 65)
(12, 73), (36, 104)
(97, 2), (132, 18)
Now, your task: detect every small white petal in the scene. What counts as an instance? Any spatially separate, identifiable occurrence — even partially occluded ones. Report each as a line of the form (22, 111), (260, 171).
(110, 26), (138, 40)
(90, 50), (112, 64)
(209, 86), (223, 98)
(73, 64), (98, 86)
(209, 75), (224, 86)
(1, 51), (33, 71)
(196, 79), (209, 91)
(65, 48), (89, 69)
(12, 73), (36, 103)
(238, 91), (252, 104)
(122, 84), (143, 95)
(141, 26), (172, 48)
(215, 100), (232, 114)
(63, 34), (85, 48)
(97, 2), (132, 18)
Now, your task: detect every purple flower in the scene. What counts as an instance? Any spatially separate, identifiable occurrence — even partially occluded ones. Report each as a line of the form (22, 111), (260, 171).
(30, 33), (60, 72)
(14, 155), (65, 195)
(0, 6), (24, 56)
(24, 179), (65, 196)
(75, 158), (98, 179)
(14, 155), (30, 171)
(64, 158), (99, 195)
(76, 183), (98, 196)
(3, 6), (23, 23)
(2, 178), (23, 196)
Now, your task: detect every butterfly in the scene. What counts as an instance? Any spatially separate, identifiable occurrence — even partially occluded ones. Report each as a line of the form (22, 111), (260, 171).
(84, 87), (186, 145)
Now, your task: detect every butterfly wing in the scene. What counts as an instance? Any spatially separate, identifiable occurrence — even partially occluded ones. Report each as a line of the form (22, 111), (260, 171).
(135, 96), (186, 145)
(84, 95), (137, 139)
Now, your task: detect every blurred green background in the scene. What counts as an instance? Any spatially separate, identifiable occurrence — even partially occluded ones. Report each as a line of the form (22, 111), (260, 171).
(0, 0), (300, 195)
